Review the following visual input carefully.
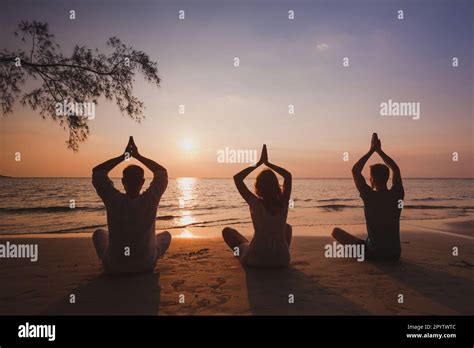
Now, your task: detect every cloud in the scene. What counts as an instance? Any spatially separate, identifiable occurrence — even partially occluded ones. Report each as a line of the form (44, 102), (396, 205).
(316, 43), (329, 51)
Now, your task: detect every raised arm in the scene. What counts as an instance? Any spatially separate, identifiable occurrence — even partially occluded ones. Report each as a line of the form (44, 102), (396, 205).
(376, 144), (402, 187)
(92, 139), (132, 202)
(92, 138), (131, 174)
(129, 137), (167, 175)
(352, 133), (378, 192)
(233, 145), (267, 203)
(135, 154), (167, 174)
(265, 161), (292, 201)
(92, 155), (124, 173)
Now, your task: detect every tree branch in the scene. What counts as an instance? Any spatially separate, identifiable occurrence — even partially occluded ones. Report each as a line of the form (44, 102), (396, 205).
(0, 56), (120, 76)
(0, 21), (161, 151)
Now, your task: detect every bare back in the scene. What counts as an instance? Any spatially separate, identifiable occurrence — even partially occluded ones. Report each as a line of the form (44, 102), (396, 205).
(241, 199), (290, 267)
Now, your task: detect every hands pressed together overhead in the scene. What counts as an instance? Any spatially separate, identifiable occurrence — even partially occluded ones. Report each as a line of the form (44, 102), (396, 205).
(256, 144), (269, 166)
(125, 136), (140, 158)
(370, 133), (382, 153)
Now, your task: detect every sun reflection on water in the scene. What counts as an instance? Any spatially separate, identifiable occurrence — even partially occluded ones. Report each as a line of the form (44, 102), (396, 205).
(176, 229), (198, 238)
(176, 177), (198, 234)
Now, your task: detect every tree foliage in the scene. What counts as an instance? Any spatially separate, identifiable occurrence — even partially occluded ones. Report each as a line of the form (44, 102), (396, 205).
(0, 21), (161, 151)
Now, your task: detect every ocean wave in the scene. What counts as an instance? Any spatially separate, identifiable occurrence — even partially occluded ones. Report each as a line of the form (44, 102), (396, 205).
(316, 198), (356, 202)
(404, 205), (474, 210)
(156, 215), (177, 220)
(169, 217), (245, 229)
(195, 204), (245, 210)
(1, 223), (108, 235)
(314, 204), (474, 211)
(155, 203), (246, 210)
(53, 223), (107, 233)
(316, 204), (361, 211)
(2, 203), (473, 216)
(411, 197), (461, 202)
(0, 206), (103, 214)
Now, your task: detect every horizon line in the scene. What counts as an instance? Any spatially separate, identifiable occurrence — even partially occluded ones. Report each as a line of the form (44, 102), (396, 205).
(1, 176), (473, 180)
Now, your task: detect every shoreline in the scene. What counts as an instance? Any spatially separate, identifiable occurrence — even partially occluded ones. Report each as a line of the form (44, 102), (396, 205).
(1, 213), (472, 239)
(2, 176), (473, 179)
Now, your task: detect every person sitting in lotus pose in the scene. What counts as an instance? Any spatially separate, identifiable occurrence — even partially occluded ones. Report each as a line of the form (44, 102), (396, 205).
(332, 133), (404, 262)
(92, 137), (171, 274)
(222, 144), (293, 268)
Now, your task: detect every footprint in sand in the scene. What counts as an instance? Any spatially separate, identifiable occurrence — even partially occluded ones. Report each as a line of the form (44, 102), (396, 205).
(215, 295), (230, 306)
(189, 248), (211, 260)
(195, 295), (230, 309)
(169, 248), (211, 260)
(210, 277), (226, 290)
(196, 298), (211, 307)
(171, 279), (185, 290)
(191, 248), (210, 255)
(167, 253), (186, 259)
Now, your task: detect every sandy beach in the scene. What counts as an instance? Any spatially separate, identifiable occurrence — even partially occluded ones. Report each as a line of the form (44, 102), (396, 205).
(0, 215), (472, 316)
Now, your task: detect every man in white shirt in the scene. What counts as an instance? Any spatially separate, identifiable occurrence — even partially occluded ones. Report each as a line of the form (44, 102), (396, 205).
(92, 137), (171, 273)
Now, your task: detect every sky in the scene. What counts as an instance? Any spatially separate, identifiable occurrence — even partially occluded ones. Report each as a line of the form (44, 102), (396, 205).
(0, 0), (472, 178)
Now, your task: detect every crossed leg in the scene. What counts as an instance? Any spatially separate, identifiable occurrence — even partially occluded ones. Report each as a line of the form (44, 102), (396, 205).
(93, 228), (109, 259)
(222, 227), (249, 256)
(331, 227), (365, 245)
(156, 231), (172, 258)
(223, 225), (292, 249)
(222, 227), (249, 249)
(94, 229), (172, 260)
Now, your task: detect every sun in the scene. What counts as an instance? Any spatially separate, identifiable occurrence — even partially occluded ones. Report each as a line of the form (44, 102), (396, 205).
(180, 138), (194, 151)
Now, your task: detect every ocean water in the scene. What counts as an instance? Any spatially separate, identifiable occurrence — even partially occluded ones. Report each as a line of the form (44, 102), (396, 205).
(0, 178), (472, 236)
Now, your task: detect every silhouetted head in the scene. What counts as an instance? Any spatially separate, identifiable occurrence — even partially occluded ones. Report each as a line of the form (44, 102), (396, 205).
(122, 165), (145, 198)
(254, 169), (283, 214)
(369, 163), (389, 190)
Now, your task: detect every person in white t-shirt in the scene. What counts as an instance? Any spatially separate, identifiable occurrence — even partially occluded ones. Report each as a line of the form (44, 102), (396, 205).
(92, 137), (171, 274)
